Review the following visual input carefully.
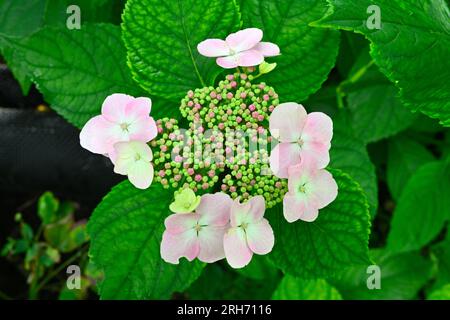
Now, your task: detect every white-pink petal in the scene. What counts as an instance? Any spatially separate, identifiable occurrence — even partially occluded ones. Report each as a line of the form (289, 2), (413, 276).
(196, 193), (232, 226)
(269, 102), (307, 142)
(101, 93), (134, 123)
(164, 213), (200, 234)
(311, 170), (338, 209)
(79, 115), (115, 155)
(269, 142), (302, 179)
(254, 42), (280, 56)
(246, 219), (274, 255)
(160, 229), (199, 264)
(246, 195), (266, 223)
(235, 49), (264, 67)
(197, 39), (230, 57)
(125, 97), (152, 118)
(225, 28), (263, 52)
(197, 225), (227, 263)
(223, 227), (253, 269)
(282, 193), (305, 223)
(127, 161), (154, 189)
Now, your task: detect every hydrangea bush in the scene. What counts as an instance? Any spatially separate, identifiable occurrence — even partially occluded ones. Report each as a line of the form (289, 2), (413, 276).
(1, 0), (449, 300)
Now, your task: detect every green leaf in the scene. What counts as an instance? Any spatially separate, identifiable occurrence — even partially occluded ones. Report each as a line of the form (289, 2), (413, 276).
(0, 0), (45, 37)
(387, 135), (435, 200)
(234, 255), (279, 281)
(315, 0), (450, 126)
(428, 284), (450, 300)
(7, 24), (143, 128)
(330, 113), (378, 217)
(331, 249), (432, 300)
(38, 191), (60, 225)
(387, 161), (450, 254)
(241, 0), (340, 102)
(87, 181), (204, 299)
(272, 275), (342, 300)
(122, 0), (241, 101)
(345, 51), (416, 143)
(267, 169), (371, 278)
(186, 264), (280, 299)
(431, 240), (450, 292)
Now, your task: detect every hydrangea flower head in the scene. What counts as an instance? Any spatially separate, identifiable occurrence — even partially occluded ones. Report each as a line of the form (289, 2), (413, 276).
(197, 28), (280, 68)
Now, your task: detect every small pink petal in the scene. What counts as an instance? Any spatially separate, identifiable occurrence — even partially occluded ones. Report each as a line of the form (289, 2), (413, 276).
(302, 112), (333, 143)
(226, 28), (263, 52)
(125, 97), (152, 118)
(223, 227), (253, 268)
(300, 205), (320, 222)
(282, 193), (305, 223)
(311, 170), (338, 209)
(236, 49), (264, 67)
(196, 193), (232, 226)
(197, 39), (230, 57)
(253, 42), (280, 56)
(197, 225), (227, 263)
(246, 195), (266, 223)
(230, 199), (252, 227)
(216, 55), (239, 69)
(164, 213), (200, 234)
(269, 142), (302, 179)
(269, 103), (307, 142)
(79, 115), (115, 154)
(129, 117), (158, 142)
(160, 229), (199, 264)
(127, 161), (154, 189)
(101, 93), (134, 122)
(246, 219), (274, 255)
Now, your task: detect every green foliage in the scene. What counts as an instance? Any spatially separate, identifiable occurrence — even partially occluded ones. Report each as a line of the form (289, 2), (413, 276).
(332, 249), (432, 299)
(5, 24), (143, 128)
(241, 0), (340, 102)
(428, 284), (450, 300)
(387, 135), (435, 200)
(316, 0), (450, 126)
(122, 0), (241, 101)
(330, 113), (378, 217)
(267, 169), (371, 278)
(87, 181), (204, 299)
(272, 276), (342, 300)
(187, 263), (280, 299)
(387, 161), (450, 254)
(344, 50), (417, 143)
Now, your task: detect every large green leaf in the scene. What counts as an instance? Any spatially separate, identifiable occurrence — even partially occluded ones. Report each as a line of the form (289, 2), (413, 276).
(345, 50), (416, 143)
(330, 113), (378, 217)
(387, 161), (450, 253)
(87, 181), (204, 299)
(122, 0), (241, 101)
(6, 24), (143, 128)
(331, 249), (432, 300)
(241, 0), (339, 102)
(387, 135), (435, 200)
(315, 0), (450, 126)
(272, 275), (342, 300)
(267, 169), (371, 278)
(0, 0), (45, 37)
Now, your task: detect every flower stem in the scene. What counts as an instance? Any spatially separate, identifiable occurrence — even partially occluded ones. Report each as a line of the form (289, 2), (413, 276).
(336, 59), (375, 109)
